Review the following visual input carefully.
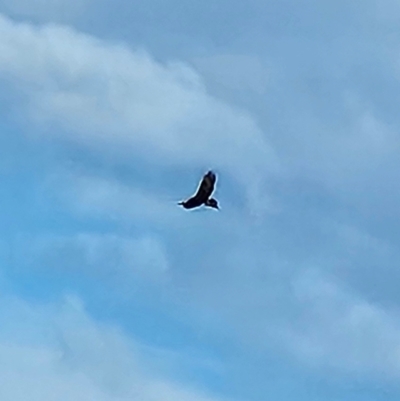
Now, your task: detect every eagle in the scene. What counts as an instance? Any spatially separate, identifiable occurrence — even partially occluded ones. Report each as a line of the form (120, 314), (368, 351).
(178, 170), (220, 210)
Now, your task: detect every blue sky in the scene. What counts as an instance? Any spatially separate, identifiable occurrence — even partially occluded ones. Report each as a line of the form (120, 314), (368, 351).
(0, 0), (400, 400)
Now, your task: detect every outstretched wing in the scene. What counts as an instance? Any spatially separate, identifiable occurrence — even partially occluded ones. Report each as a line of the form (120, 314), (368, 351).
(179, 196), (204, 209)
(193, 170), (216, 203)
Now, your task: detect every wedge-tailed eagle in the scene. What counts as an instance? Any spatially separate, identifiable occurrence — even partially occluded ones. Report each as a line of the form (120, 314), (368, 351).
(178, 170), (219, 210)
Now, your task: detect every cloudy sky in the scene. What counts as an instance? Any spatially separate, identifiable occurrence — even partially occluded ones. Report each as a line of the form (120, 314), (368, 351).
(0, 0), (400, 400)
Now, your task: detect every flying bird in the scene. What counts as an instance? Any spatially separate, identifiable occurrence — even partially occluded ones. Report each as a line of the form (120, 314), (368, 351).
(178, 170), (220, 210)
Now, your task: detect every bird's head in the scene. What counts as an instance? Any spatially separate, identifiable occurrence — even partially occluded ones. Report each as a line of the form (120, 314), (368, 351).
(205, 198), (219, 210)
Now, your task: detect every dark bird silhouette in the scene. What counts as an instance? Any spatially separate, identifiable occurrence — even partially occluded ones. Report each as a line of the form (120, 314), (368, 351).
(178, 170), (220, 210)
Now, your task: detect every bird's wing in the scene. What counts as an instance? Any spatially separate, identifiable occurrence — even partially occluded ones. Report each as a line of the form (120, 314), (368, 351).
(181, 196), (204, 209)
(194, 171), (216, 201)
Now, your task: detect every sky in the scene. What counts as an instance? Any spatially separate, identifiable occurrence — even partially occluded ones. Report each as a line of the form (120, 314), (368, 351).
(0, 0), (400, 400)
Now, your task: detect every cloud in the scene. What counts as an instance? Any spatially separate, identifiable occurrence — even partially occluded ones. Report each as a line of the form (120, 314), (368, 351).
(1, 3), (400, 396)
(274, 91), (399, 193)
(0, 13), (280, 215)
(32, 233), (167, 274)
(14, 231), (170, 298)
(9, 150), (400, 385)
(155, 216), (400, 382)
(48, 172), (183, 226)
(278, 269), (400, 379)
(0, 292), (227, 401)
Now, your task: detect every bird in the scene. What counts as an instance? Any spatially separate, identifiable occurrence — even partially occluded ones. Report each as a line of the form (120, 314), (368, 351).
(178, 170), (220, 210)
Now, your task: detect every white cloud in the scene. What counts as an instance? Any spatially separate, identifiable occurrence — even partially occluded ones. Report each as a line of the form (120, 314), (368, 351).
(48, 172), (183, 225)
(15, 163), (400, 382)
(0, 293), (227, 401)
(285, 101), (399, 190)
(263, 80), (400, 216)
(42, 169), (260, 240)
(281, 269), (400, 379)
(1, 7), (399, 388)
(17, 231), (170, 286)
(166, 229), (400, 382)
(0, 13), (280, 214)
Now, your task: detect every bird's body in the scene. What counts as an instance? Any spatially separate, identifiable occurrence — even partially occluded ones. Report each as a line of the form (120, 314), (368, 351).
(178, 170), (220, 210)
